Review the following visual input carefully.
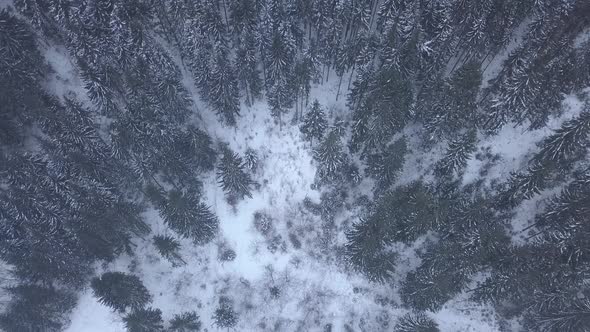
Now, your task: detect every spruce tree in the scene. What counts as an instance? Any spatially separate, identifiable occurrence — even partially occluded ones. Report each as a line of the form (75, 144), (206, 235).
(434, 130), (477, 177)
(536, 110), (590, 164)
(90, 272), (152, 312)
(161, 190), (219, 244)
(169, 311), (202, 332)
(314, 130), (347, 183)
(153, 235), (185, 266)
(300, 100), (328, 145)
(208, 45), (241, 126)
(123, 308), (164, 332)
(394, 312), (440, 332)
(365, 136), (407, 190)
(212, 297), (239, 330)
(217, 146), (254, 204)
(0, 285), (76, 332)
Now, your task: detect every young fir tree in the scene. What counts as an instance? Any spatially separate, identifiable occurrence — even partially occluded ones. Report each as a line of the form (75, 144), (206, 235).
(161, 190), (219, 244)
(0, 285), (76, 332)
(90, 272), (152, 312)
(123, 307), (164, 332)
(153, 235), (186, 266)
(314, 130), (347, 183)
(244, 148), (259, 172)
(169, 311), (202, 332)
(217, 146), (254, 204)
(394, 312), (440, 332)
(212, 297), (239, 330)
(300, 100), (328, 145)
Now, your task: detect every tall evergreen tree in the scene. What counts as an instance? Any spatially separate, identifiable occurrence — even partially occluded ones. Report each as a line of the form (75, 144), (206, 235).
(212, 297), (238, 330)
(153, 235), (186, 266)
(394, 312), (440, 332)
(314, 130), (347, 183)
(217, 146), (254, 204)
(0, 285), (76, 332)
(160, 190), (219, 244)
(123, 308), (164, 332)
(169, 311), (202, 332)
(300, 100), (328, 145)
(90, 272), (152, 312)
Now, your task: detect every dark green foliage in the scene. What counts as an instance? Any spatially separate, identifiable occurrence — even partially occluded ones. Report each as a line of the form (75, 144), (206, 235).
(346, 182), (441, 282)
(90, 272), (151, 312)
(536, 110), (590, 163)
(212, 297), (238, 329)
(169, 311), (202, 332)
(365, 136), (407, 190)
(161, 190), (218, 244)
(153, 235), (185, 266)
(529, 291), (590, 332)
(0, 285), (76, 332)
(394, 312), (440, 332)
(346, 219), (397, 282)
(422, 62), (482, 140)
(434, 131), (477, 177)
(235, 31), (263, 106)
(208, 46), (240, 126)
(314, 130), (347, 183)
(123, 308), (164, 332)
(349, 67), (413, 154)
(244, 148), (259, 172)
(401, 241), (471, 311)
(497, 161), (554, 208)
(217, 146), (254, 204)
(300, 100), (328, 145)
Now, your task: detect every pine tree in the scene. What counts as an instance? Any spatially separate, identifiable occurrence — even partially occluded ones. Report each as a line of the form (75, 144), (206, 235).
(90, 272), (152, 312)
(153, 235), (186, 266)
(217, 146), (254, 203)
(212, 297), (238, 330)
(169, 311), (202, 332)
(314, 130), (347, 183)
(394, 312), (440, 332)
(123, 308), (164, 332)
(300, 100), (328, 145)
(161, 190), (219, 244)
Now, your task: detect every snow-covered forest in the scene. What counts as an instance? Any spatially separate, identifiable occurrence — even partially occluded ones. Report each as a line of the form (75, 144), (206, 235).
(1, 0), (590, 331)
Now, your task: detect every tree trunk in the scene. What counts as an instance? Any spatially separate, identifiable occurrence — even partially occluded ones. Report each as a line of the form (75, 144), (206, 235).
(221, 0), (229, 26)
(347, 64), (355, 90)
(336, 74), (344, 100)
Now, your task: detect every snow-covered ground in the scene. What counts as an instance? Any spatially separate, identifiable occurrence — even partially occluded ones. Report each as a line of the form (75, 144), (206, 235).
(39, 33), (585, 330)
(62, 78), (507, 331)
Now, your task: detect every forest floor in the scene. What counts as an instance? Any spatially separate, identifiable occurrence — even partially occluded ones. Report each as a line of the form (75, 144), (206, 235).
(64, 77), (512, 331)
(45, 37), (587, 331)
